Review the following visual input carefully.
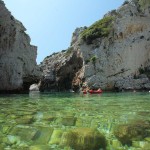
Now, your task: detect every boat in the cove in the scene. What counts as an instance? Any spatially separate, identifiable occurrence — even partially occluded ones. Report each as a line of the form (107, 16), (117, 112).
(88, 89), (102, 94)
(83, 89), (102, 94)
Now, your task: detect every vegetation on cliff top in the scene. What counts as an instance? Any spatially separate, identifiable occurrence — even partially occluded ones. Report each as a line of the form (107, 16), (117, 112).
(131, 0), (150, 11)
(80, 16), (114, 44)
(138, 0), (150, 10)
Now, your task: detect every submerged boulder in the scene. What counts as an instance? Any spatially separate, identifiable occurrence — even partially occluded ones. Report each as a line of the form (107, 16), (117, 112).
(60, 128), (107, 150)
(16, 115), (35, 124)
(49, 129), (63, 145)
(29, 145), (51, 150)
(114, 120), (150, 146)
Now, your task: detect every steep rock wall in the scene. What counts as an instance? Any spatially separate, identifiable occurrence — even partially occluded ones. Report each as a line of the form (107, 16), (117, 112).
(0, 0), (41, 93)
(39, 50), (83, 92)
(72, 0), (150, 91)
(40, 0), (150, 91)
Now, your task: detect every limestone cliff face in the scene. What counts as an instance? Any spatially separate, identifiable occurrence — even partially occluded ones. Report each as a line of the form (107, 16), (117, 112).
(0, 0), (41, 92)
(40, 0), (150, 91)
(74, 0), (150, 91)
(39, 50), (83, 92)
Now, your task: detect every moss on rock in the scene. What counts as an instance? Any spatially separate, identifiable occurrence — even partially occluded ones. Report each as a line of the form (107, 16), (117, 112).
(60, 128), (106, 150)
(11, 126), (39, 142)
(29, 145), (51, 150)
(61, 117), (77, 126)
(16, 115), (35, 124)
(49, 129), (63, 145)
(114, 120), (150, 146)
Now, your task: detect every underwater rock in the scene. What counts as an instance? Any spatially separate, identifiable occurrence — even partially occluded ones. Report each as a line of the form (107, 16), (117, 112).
(42, 114), (56, 122)
(0, 145), (5, 150)
(49, 129), (63, 145)
(145, 137), (150, 142)
(0, 134), (6, 145)
(142, 142), (150, 149)
(114, 120), (150, 146)
(111, 139), (122, 149)
(29, 145), (51, 150)
(33, 126), (53, 144)
(11, 126), (39, 142)
(1, 124), (13, 134)
(132, 140), (150, 149)
(16, 115), (35, 124)
(61, 117), (77, 126)
(76, 118), (83, 127)
(7, 135), (21, 145)
(60, 128), (107, 150)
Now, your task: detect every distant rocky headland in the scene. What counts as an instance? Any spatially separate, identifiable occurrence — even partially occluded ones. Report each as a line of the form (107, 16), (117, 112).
(0, 0), (150, 93)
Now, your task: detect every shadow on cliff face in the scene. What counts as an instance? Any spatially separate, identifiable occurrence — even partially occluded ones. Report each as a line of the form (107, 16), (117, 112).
(39, 52), (83, 92)
(56, 53), (83, 91)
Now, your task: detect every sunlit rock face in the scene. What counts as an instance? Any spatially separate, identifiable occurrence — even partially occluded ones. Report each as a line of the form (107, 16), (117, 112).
(40, 0), (150, 91)
(70, 0), (150, 91)
(0, 0), (41, 93)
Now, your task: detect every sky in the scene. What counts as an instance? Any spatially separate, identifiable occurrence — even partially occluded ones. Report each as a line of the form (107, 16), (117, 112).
(4, 0), (125, 64)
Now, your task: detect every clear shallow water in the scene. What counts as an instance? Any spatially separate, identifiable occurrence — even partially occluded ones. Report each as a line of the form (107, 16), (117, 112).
(0, 92), (150, 150)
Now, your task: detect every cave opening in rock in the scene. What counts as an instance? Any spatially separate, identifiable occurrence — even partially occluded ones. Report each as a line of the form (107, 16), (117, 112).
(57, 73), (74, 91)
(57, 58), (83, 92)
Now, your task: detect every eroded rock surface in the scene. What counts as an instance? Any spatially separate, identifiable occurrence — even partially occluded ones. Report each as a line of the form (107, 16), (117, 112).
(60, 128), (106, 150)
(39, 50), (83, 92)
(76, 0), (150, 91)
(40, 0), (150, 91)
(0, 0), (41, 93)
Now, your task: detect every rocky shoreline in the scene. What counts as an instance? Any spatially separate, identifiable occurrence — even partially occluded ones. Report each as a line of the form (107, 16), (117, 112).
(0, 0), (150, 93)
(38, 0), (150, 93)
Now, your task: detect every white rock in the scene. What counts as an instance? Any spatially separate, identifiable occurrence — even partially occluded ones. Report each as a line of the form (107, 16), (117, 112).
(29, 84), (39, 91)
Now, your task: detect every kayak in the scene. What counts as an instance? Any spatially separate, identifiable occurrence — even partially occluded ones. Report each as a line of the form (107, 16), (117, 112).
(83, 91), (87, 94)
(88, 89), (102, 94)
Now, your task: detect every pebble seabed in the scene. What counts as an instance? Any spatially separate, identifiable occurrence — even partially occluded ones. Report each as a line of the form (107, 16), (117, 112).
(0, 92), (150, 150)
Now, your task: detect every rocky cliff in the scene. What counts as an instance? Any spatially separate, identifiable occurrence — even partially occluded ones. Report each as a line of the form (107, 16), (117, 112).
(0, 0), (41, 93)
(39, 49), (83, 92)
(40, 0), (150, 92)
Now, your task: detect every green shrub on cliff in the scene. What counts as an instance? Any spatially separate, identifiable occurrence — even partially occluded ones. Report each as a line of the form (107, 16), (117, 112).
(138, 0), (150, 10)
(65, 46), (74, 57)
(80, 16), (114, 44)
(91, 55), (97, 63)
(85, 55), (97, 64)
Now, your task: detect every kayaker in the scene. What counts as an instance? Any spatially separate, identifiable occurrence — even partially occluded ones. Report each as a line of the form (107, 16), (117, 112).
(97, 88), (102, 91)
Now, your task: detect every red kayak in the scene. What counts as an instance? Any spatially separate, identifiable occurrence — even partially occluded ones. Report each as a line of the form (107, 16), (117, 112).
(88, 89), (102, 94)
(83, 90), (87, 94)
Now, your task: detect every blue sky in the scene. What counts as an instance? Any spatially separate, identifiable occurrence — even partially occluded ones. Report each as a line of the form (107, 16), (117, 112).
(4, 0), (125, 64)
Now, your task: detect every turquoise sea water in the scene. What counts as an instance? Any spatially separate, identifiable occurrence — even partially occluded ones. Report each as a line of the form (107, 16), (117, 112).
(0, 92), (150, 150)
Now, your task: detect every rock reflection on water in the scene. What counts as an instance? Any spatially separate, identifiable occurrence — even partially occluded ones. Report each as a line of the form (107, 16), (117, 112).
(29, 91), (40, 99)
(0, 92), (150, 150)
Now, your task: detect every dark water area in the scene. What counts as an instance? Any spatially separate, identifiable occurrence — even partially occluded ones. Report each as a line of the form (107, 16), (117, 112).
(0, 92), (150, 150)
